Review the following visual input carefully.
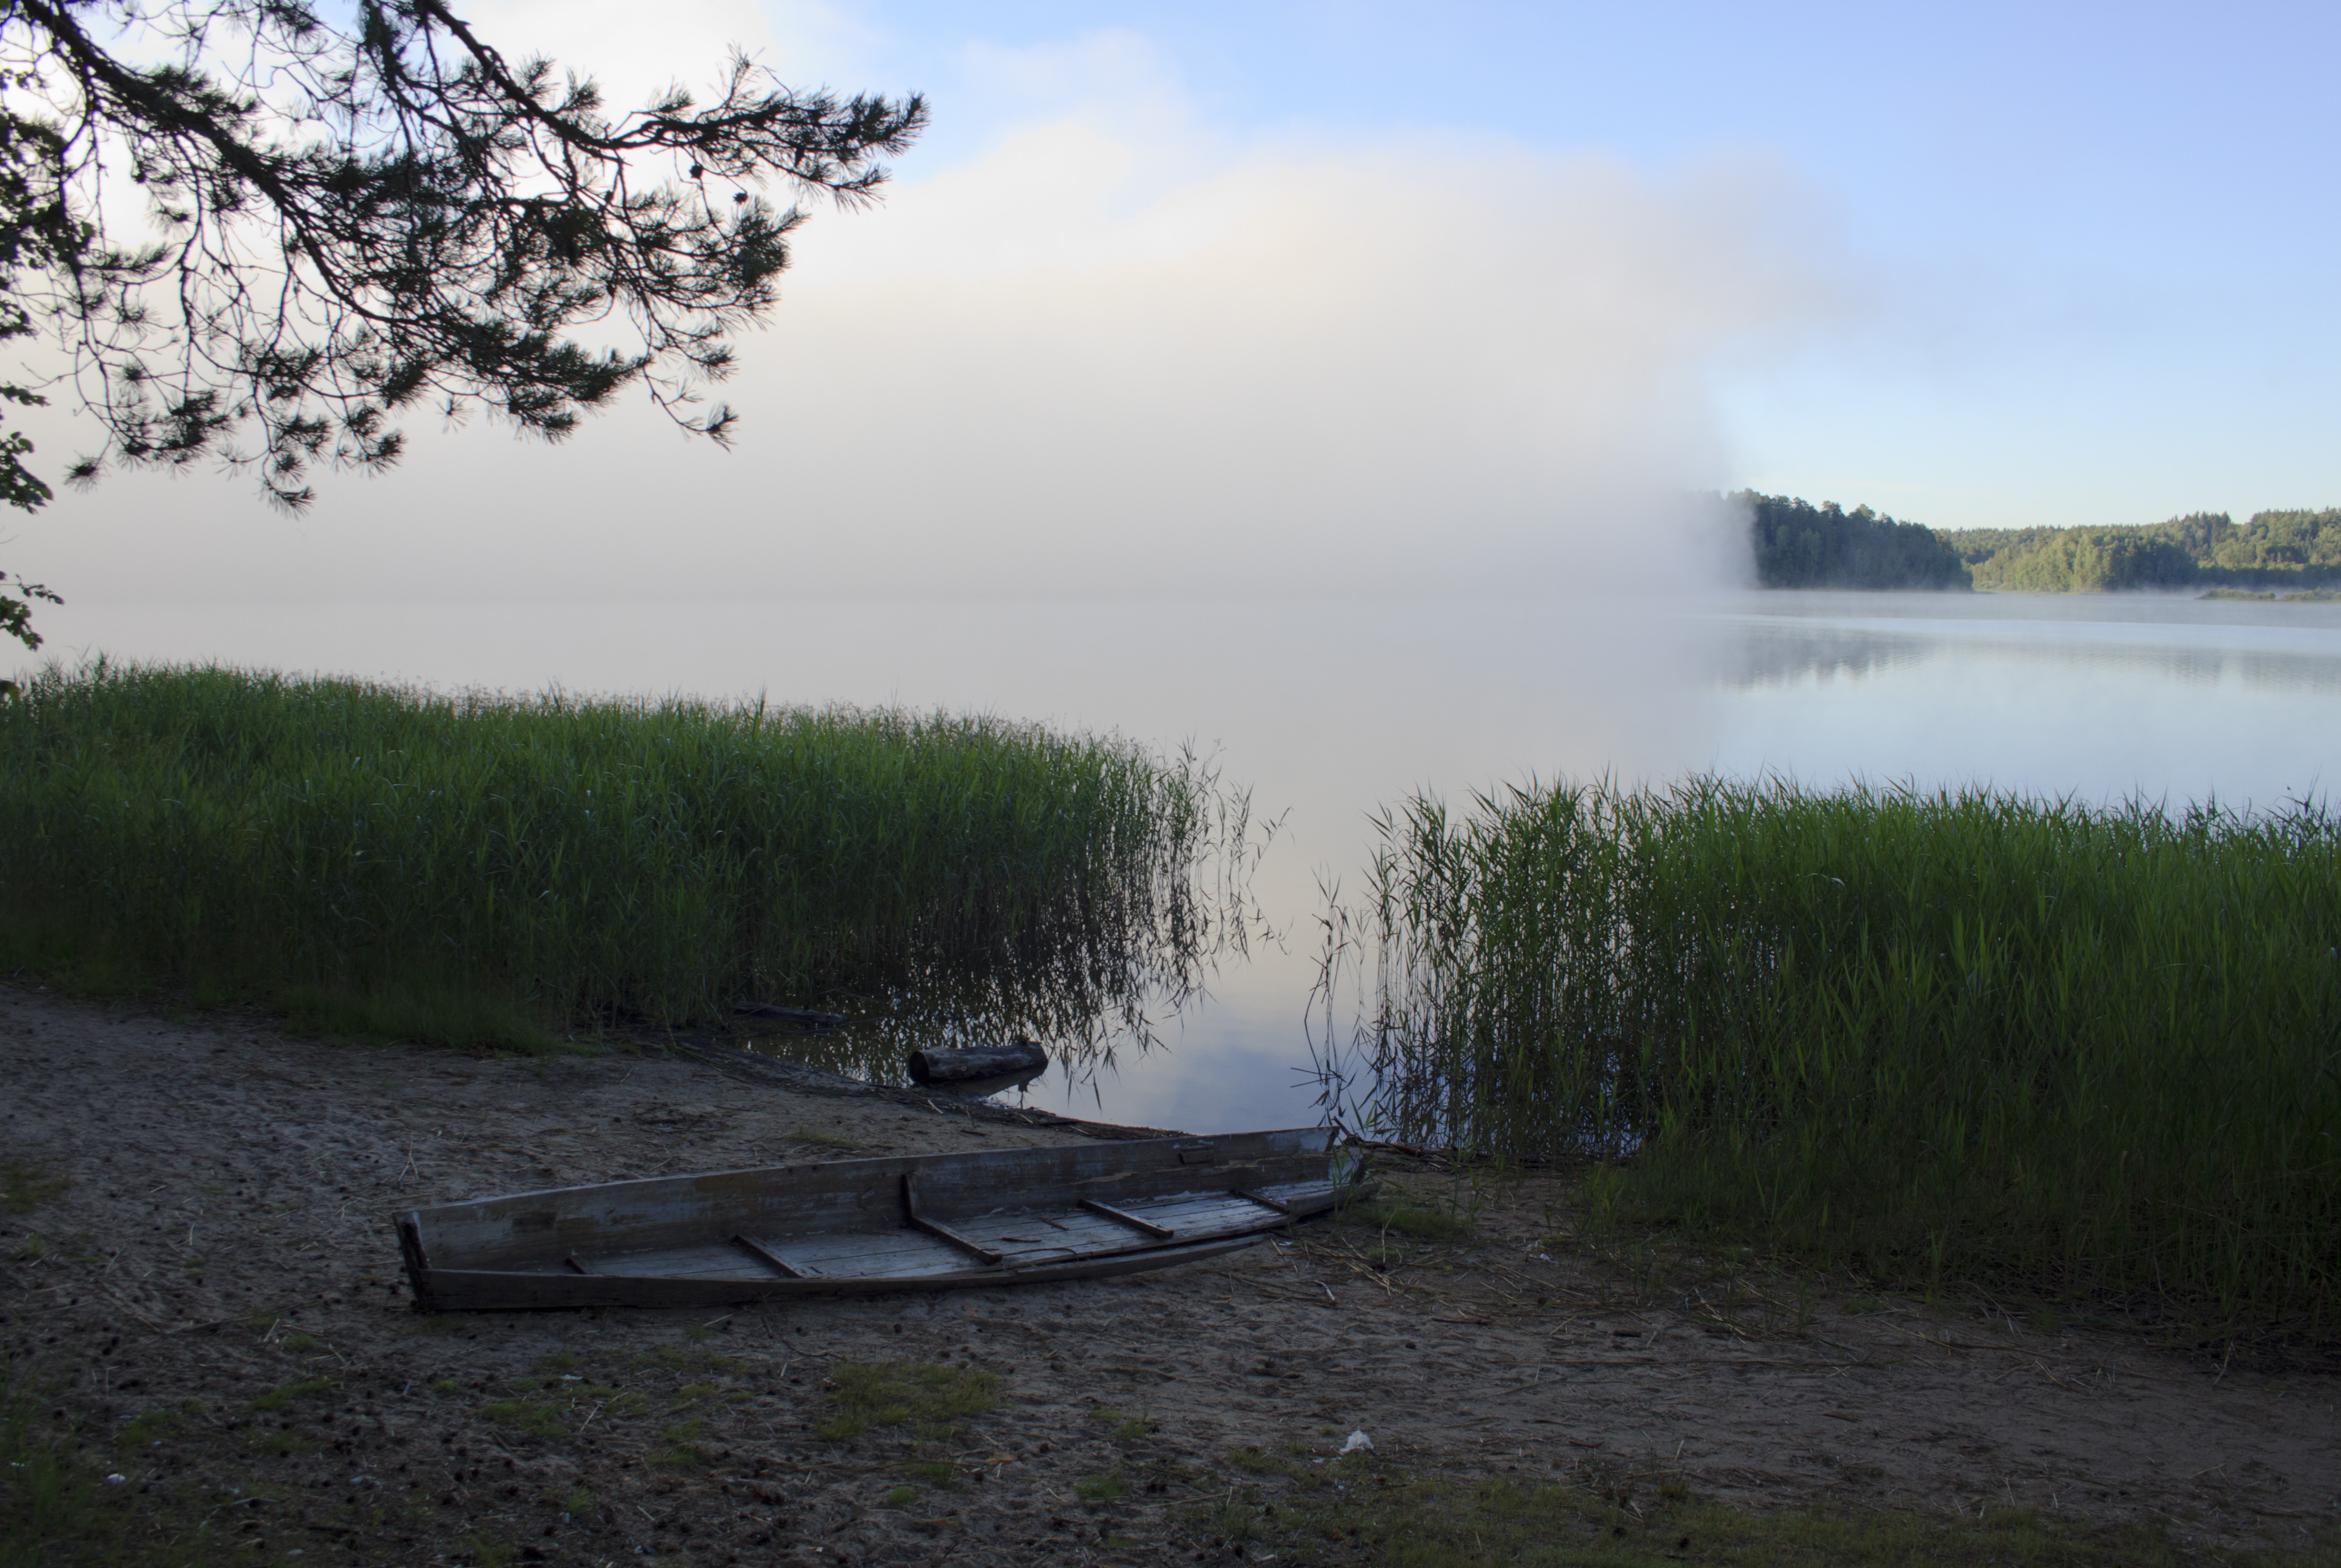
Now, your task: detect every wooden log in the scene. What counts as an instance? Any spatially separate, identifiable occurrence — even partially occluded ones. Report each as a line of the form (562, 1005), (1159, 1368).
(906, 1038), (1049, 1085)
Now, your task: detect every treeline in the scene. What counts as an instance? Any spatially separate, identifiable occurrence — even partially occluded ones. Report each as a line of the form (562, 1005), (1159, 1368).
(1744, 493), (2341, 593)
(1947, 510), (2341, 592)
(1742, 492), (1972, 590)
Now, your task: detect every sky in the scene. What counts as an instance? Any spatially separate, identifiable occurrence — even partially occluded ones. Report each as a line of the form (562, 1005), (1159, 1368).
(812, 0), (2339, 531)
(9, 0), (2341, 605)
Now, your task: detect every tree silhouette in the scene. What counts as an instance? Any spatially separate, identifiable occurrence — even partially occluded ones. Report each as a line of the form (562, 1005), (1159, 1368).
(0, 0), (925, 648)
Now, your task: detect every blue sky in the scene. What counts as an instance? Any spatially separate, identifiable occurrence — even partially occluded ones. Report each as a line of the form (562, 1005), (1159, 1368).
(813, 0), (2341, 529)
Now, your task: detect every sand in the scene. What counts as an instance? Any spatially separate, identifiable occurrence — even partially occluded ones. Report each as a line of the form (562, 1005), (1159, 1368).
(3, 984), (2334, 1564)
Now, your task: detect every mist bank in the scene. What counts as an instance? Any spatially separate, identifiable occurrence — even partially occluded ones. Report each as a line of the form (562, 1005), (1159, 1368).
(1745, 493), (2341, 594)
(8, 110), (1852, 607)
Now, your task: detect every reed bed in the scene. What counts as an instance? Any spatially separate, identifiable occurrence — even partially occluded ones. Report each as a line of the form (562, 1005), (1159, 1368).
(0, 660), (1253, 1050)
(1320, 778), (2341, 1322)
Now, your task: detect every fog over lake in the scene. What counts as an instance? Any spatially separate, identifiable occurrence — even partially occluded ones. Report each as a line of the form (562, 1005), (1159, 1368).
(30, 588), (2340, 1131)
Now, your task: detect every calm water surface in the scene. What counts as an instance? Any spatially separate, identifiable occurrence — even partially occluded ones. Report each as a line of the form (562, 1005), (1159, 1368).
(36, 590), (2341, 1131)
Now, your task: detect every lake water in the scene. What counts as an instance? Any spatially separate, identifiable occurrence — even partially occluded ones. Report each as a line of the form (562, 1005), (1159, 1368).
(32, 590), (2341, 1132)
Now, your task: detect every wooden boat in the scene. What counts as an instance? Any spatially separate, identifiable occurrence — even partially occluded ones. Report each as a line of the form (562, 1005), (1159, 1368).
(396, 1127), (1370, 1310)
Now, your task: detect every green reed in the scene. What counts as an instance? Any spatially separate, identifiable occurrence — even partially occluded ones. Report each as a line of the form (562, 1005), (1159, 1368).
(0, 660), (1252, 1049)
(1322, 778), (2341, 1321)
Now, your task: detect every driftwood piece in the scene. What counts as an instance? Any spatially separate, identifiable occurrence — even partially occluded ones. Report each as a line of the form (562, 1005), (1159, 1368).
(907, 1037), (1049, 1085)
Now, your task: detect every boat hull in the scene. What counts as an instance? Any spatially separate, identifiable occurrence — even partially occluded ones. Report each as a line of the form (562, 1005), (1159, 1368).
(397, 1127), (1369, 1311)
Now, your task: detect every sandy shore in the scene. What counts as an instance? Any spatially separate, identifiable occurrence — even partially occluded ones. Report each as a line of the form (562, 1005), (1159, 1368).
(3, 984), (2334, 1564)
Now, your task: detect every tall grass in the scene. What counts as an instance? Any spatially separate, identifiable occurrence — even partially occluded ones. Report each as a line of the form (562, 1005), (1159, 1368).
(1320, 778), (2341, 1322)
(0, 660), (1253, 1053)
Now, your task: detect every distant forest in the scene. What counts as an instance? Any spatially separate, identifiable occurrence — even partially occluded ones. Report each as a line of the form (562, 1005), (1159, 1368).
(1946, 510), (2341, 591)
(1743, 493), (1971, 589)
(1745, 494), (2341, 593)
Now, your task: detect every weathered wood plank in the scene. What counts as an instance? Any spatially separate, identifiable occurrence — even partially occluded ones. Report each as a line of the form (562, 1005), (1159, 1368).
(1231, 1188), (1293, 1215)
(781, 1230), (982, 1273)
(903, 1173), (1004, 1265)
(732, 1234), (817, 1278)
(1119, 1194), (1279, 1226)
(580, 1243), (785, 1281)
(952, 1212), (1135, 1262)
(1080, 1198), (1176, 1239)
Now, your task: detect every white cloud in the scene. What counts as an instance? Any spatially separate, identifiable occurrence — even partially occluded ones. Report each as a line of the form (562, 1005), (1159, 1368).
(10, 38), (1851, 604)
(715, 116), (1843, 595)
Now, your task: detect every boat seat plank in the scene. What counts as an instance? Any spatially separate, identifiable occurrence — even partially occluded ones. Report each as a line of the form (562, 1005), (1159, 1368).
(1250, 1180), (1340, 1208)
(732, 1234), (817, 1278)
(1226, 1198), (1302, 1226)
(1113, 1194), (1285, 1230)
(568, 1243), (785, 1282)
(781, 1208), (1159, 1267)
(778, 1231), (995, 1278)
(1079, 1198), (1176, 1239)
(1123, 1198), (1273, 1226)
(783, 1229), (983, 1265)
(907, 1213), (1003, 1265)
(936, 1217), (1142, 1264)
(968, 1211), (1137, 1253)
(902, 1175), (1005, 1265)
